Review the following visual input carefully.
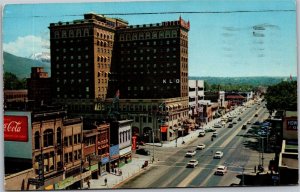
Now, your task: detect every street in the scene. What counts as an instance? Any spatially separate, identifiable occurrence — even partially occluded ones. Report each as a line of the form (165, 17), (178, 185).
(118, 102), (275, 188)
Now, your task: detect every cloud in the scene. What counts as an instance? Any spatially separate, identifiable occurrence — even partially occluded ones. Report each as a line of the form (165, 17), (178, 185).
(3, 35), (50, 58)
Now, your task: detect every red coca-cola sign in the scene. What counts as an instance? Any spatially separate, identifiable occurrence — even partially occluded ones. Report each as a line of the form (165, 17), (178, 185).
(4, 116), (28, 142)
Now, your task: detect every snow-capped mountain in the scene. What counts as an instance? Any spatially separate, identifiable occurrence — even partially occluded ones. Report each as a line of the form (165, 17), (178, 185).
(29, 52), (51, 63)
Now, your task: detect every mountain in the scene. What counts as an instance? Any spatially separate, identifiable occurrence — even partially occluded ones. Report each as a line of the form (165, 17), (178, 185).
(3, 52), (51, 79)
(189, 76), (294, 86)
(29, 52), (51, 63)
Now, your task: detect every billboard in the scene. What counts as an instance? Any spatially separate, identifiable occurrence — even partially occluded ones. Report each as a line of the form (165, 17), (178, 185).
(4, 115), (28, 142)
(4, 111), (32, 159)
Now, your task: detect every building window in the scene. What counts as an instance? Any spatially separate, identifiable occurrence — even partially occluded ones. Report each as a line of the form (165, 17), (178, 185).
(43, 129), (53, 147)
(62, 30), (67, 38)
(34, 131), (40, 150)
(69, 30), (74, 37)
(152, 32), (157, 39)
(159, 31), (164, 38)
(55, 31), (59, 38)
(57, 128), (62, 145)
(69, 136), (73, 146)
(76, 29), (82, 37)
(84, 28), (89, 36)
(64, 137), (68, 147)
(69, 152), (73, 162)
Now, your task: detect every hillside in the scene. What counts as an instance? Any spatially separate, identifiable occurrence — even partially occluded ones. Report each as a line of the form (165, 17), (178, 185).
(189, 76), (293, 86)
(3, 52), (50, 79)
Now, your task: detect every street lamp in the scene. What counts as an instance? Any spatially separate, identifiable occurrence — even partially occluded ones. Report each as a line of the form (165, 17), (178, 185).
(152, 129), (155, 163)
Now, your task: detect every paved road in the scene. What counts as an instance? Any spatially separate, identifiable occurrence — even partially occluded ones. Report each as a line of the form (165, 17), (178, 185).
(118, 103), (275, 188)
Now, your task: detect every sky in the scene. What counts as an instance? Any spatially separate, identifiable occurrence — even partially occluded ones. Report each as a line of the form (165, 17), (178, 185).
(2, 0), (298, 77)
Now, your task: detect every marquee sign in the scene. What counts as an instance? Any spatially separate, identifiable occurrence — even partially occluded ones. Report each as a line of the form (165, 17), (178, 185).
(4, 115), (28, 142)
(287, 119), (297, 130)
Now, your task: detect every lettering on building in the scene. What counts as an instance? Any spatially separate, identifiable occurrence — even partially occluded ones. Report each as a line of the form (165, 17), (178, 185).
(162, 79), (180, 84)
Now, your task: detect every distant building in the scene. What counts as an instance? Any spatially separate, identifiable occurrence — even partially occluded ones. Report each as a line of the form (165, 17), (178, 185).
(188, 80), (204, 122)
(4, 90), (28, 110)
(27, 67), (52, 108)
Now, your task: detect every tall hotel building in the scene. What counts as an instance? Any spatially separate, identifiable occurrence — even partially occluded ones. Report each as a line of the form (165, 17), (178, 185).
(49, 13), (128, 118)
(49, 13), (190, 142)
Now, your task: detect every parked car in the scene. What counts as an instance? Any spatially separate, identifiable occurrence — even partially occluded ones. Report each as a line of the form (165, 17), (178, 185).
(185, 150), (196, 157)
(214, 151), (224, 159)
(214, 165), (227, 176)
(254, 113), (258, 117)
(232, 121), (237, 124)
(136, 149), (150, 156)
(212, 132), (218, 137)
(238, 117), (242, 121)
(247, 120), (251, 124)
(196, 144), (206, 150)
(214, 124), (222, 128)
(186, 159), (199, 168)
(228, 123), (233, 128)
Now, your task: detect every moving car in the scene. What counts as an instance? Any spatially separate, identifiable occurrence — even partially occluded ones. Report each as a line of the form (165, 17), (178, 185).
(196, 144), (206, 150)
(136, 149), (150, 156)
(186, 159), (199, 168)
(247, 120), (251, 124)
(205, 128), (216, 133)
(214, 165), (227, 176)
(185, 150), (196, 157)
(242, 124), (247, 130)
(212, 132), (218, 137)
(238, 117), (242, 121)
(198, 130), (205, 137)
(214, 151), (224, 159)
(254, 113), (258, 117)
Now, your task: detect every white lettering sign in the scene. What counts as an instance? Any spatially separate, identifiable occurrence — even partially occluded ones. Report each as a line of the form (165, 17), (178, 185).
(4, 121), (22, 133)
(162, 79), (180, 84)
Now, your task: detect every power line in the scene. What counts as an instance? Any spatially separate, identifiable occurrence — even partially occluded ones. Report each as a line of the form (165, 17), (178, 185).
(4, 9), (295, 18)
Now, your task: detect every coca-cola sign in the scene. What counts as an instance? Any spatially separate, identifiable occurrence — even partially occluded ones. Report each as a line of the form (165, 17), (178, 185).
(4, 116), (28, 142)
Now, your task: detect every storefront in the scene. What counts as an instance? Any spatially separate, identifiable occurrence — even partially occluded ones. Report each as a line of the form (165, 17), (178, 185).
(100, 157), (109, 176)
(109, 145), (120, 172)
(54, 171), (91, 190)
(119, 146), (132, 167)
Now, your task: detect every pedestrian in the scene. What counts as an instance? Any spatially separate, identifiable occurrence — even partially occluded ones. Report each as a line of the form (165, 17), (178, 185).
(104, 178), (107, 186)
(87, 180), (90, 189)
(254, 165), (256, 173)
(119, 169), (122, 176)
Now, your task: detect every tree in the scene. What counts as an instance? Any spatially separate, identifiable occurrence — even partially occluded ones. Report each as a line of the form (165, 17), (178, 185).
(204, 81), (210, 91)
(265, 81), (297, 112)
(4, 72), (26, 90)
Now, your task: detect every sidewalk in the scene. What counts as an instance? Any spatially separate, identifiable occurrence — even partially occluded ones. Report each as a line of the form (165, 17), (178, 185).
(83, 155), (150, 189)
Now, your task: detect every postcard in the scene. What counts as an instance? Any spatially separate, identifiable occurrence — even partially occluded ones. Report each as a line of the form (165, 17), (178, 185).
(2, 0), (298, 191)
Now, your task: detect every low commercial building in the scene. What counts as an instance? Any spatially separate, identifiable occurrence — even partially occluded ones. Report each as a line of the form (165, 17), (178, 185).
(278, 140), (298, 185)
(4, 109), (90, 190)
(110, 120), (133, 168)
